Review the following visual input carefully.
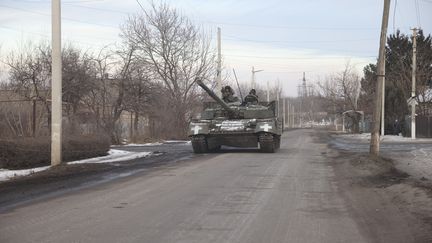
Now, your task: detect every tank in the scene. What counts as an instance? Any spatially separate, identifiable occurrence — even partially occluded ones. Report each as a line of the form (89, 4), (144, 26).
(188, 78), (283, 153)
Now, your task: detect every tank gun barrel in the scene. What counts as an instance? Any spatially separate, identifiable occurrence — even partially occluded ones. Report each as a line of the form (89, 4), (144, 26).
(195, 78), (235, 113)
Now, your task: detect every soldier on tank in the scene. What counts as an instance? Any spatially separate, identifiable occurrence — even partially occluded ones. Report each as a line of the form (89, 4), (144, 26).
(221, 86), (239, 103)
(244, 89), (259, 105)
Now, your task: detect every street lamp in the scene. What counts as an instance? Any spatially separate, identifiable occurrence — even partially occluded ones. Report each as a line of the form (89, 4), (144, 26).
(251, 66), (263, 89)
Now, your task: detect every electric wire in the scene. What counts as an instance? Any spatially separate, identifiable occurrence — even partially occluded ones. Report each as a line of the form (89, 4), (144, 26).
(223, 35), (376, 44)
(0, 4), (119, 29)
(204, 21), (379, 31)
(393, 0), (398, 33)
(225, 54), (375, 60)
(135, 0), (146, 13)
(414, 0), (421, 27)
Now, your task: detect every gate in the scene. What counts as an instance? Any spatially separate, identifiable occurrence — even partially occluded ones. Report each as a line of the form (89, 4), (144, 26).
(416, 116), (432, 138)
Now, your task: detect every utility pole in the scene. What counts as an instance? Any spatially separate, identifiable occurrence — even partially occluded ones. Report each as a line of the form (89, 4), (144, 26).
(288, 101), (291, 128)
(266, 80), (270, 102)
(370, 0), (390, 156)
(276, 80), (280, 114)
(411, 28), (418, 139)
(216, 27), (222, 97)
(51, 0), (62, 165)
(251, 66), (263, 89)
(381, 71), (385, 136)
(283, 98), (286, 128)
(292, 104), (295, 128)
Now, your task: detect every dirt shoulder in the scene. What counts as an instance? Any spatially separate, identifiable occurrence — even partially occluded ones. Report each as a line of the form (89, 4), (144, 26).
(316, 130), (432, 242)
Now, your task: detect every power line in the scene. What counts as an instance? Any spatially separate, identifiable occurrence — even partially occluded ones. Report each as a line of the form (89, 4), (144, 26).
(11, 0), (107, 3)
(415, 0), (421, 27)
(0, 24), (117, 48)
(135, 0), (146, 13)
(0, 23), (118, 42)
(0, 4), (118, 29)
(223, 35), (376, 44)
(65, 3), (129, 14)
(393, 0), (398, 33)
(222, 47), (376, 56)
(204, 20), (379, 31)
(225, 54), (375, 60)
(7, 0), (130, 15)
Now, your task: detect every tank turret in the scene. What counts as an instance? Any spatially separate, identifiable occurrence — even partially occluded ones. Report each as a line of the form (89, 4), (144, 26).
(195, 78), (235, 114)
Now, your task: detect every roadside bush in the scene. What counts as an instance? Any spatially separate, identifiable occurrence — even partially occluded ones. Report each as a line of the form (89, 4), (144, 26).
(0, 134), (111, 169)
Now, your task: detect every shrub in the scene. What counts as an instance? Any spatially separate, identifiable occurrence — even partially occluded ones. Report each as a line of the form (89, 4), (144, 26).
(0, 134), (111, 169)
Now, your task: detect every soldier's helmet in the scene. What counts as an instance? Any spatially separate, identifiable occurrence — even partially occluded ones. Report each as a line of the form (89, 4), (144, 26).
(222, 86), (235, 96)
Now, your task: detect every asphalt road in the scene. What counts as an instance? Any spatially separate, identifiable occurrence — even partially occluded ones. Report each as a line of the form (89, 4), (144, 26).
(0, 129), (424, 242)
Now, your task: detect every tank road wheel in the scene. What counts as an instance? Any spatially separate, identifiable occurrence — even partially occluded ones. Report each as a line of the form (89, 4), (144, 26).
(259, 133), (275, 153)
(191, 135), (209, 153)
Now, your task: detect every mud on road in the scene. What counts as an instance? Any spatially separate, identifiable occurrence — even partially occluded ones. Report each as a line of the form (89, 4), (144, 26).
(317, 131), (432, 243)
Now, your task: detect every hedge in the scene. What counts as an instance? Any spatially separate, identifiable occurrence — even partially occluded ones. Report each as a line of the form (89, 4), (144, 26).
(0, 135), (111, 169)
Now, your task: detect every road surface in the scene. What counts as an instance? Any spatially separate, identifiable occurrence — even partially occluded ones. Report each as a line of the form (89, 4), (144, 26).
(0, 129), (427, 242)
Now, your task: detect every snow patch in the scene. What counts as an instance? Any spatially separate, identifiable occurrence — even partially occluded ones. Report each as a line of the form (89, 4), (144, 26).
(332, 134), (432, 181)
(116, 142), (163, 147)
(0, 149), (154, 182)
(0, 166), (50, 182)
(68, 149), (152, 165)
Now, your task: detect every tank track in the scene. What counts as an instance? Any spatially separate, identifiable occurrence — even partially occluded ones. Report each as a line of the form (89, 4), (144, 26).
(191, 135), (208, 153)
(259, 133), (276, 153)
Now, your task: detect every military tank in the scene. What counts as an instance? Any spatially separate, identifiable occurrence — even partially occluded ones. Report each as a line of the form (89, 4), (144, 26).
(188, 78), (283, 153)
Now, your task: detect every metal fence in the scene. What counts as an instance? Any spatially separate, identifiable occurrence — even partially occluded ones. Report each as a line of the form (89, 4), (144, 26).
(416, 116), (432, 138)
(404, 115), (432, 138)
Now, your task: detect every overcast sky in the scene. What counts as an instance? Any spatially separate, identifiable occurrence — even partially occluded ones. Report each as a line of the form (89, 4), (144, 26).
(0, 0), (431, 97)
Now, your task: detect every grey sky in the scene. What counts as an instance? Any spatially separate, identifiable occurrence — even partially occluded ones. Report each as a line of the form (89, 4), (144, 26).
(0, 0), (431, 96)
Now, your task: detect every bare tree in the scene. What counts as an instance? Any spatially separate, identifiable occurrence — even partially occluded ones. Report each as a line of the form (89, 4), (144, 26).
(121, 2), (216, 138)
(317, 62), (362, 133)
(6, 43), (52, 117)
(60, 45), (99, 133)
(83, 45), (137, 143)
(123, 61), (156, 141)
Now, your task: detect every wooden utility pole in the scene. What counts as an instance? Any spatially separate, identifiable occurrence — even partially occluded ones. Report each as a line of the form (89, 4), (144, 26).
(411, 28), (418, 139)
(51, 0), (62, 166)
(266, 80), (270, 102)
(288, 102), (292, 128)
(251, 66), (263, 89)
(381, 69), (385, 136)
(216, 27), (222, 97)
(282, 98), (286, 128)
(276, 80), (280, 116)
(370, 0), (391, 156)
(291, 104), (295, 128)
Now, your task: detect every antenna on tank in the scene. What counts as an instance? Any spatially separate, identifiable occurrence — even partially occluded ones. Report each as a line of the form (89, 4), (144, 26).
(233, 68), (243, 102)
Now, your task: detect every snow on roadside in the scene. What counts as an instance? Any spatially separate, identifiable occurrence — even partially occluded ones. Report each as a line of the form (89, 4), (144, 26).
(118, 142), (163, 147)
(68, 149), (152, 164)
(0, 149), (153, 182)
(337, 133), (432, 143)
(164, 140), (191, 144)
(331, 133), (432, 181)
(114, 140), (191, 147)
(0, 166), (50, 182)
